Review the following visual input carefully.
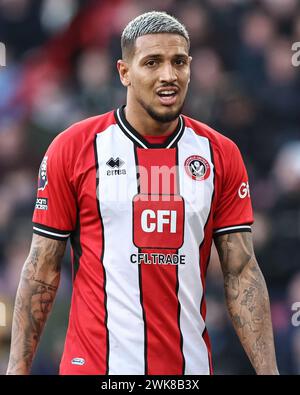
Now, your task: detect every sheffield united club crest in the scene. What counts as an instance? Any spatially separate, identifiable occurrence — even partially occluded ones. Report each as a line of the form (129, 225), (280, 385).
(184, 155), (210, 181)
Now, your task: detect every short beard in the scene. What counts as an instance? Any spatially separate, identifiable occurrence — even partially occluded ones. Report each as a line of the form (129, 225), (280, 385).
(141, 101), (184, 124)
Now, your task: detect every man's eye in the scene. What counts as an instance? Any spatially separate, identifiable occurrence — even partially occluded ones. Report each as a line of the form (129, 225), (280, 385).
(145, 60), (157, 67)
(175, 59), (186, 66)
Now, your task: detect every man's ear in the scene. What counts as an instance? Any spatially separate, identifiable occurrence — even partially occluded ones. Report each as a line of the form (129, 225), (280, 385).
(117, 59), (131, 87)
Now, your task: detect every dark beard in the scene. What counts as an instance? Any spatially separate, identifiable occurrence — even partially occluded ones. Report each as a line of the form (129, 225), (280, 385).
(142, 102), (184, 123)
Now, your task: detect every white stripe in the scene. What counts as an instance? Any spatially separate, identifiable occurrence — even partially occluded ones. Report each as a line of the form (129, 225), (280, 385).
(166, 116), (183, 148)
(117, 108), (148, 149)
(177, 128), (214, 374)
(214, 225), (252, 234)
(33, 226), (70, 238)
(96, 125), (145, 374)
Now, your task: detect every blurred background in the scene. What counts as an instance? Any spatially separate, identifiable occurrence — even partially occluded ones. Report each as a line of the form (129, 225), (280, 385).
(0, 0), (300, 375)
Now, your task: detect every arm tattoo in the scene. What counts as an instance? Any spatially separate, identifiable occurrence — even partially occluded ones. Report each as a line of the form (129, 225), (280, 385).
(7, 234), (66, 374)
(215, 232), (278, 374)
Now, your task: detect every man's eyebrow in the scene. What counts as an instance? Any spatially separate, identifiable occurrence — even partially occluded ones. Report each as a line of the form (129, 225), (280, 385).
(140, 54), (163, 61)
(173, 54), (189, 59)
(140, 53), (189, 62)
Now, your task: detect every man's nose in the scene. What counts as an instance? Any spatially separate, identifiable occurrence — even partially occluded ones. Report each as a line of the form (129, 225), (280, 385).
(159, 63), (177, 83)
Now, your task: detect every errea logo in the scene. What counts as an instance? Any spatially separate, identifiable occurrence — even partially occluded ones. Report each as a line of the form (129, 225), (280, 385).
(238, 182), (250, 199)
(106, 157), (126, 176)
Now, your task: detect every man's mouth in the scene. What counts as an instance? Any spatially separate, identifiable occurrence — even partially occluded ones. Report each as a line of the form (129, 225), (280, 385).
(157, 88), (178, 106)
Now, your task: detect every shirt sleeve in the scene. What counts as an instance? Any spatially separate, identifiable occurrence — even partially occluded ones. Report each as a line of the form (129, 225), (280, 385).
(32, 133), (77, 240)
(213, 141), (254, 237)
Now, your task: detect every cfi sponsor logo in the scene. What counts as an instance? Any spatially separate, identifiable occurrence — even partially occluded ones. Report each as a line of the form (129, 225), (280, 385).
(184, 155), (210, 181)
(238, 181), (250, 199)
(38, 156), (48, 191)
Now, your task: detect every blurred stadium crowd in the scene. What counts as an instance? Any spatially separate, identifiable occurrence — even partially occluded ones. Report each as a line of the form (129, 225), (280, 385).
(0, 0), (300, 374)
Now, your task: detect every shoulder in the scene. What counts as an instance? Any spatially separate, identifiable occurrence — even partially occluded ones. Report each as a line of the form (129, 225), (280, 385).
(182, 114), (238, 157)
(51, 110), (116, 148)
(41, 111), (116, 173)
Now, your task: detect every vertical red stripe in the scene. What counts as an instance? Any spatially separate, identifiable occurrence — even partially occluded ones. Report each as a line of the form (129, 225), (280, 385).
(136, 148), (183, 374)
(138, 148), (177, 195)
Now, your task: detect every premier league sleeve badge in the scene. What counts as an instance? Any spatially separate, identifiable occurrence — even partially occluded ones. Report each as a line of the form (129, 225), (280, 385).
(38, 156), (48, 191)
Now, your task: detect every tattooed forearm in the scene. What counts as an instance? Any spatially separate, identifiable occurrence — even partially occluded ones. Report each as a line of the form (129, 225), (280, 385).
(7, 234), (66, 375)
(215, 232), (278, 375)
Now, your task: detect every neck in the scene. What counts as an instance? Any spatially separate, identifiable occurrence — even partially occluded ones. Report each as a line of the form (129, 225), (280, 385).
(124, 99), (179, 137)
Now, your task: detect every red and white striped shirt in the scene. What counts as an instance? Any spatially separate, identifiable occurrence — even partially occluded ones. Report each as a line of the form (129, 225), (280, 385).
(33, 106), (253, 375)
